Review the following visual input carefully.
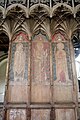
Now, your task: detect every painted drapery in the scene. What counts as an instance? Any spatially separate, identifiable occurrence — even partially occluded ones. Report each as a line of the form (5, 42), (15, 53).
(52, 33), (73, 84)
(31, 34), (50, 84)
(9, 32), (29, 83)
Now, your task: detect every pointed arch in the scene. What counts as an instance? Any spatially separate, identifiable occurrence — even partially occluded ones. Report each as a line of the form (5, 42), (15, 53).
(32, 31), (50, 42)
(12, 31), (29, 42)
(52, 30), (68, 41)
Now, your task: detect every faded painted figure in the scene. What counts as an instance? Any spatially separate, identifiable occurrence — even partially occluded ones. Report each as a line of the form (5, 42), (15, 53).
(33, 40), (50, 83)
(55, 42), (69, 83)
(13, 43), (26, 81)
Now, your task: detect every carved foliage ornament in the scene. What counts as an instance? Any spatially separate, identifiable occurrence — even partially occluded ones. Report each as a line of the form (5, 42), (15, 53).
(9, 0), (26, 4)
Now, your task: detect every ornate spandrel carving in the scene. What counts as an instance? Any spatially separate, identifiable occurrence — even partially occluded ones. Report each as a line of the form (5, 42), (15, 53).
(8, 0), (26, 4)
(31, 34), (50, 84)
(40, 0), (50, 6)
(29, 0), (50, 7)
(52, 0), (72, 6)
(9, 109), (26, 120)
(31, 109), (50, 120)
(29, 0), (39, 7)
(52, 33), (73, 84)
(9, 33), (29, 84)
(52, 0), (71, 3)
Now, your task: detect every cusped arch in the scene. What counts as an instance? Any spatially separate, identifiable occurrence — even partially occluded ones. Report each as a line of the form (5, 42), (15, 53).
(11, 25), (31, 41)
(11, 30), (30, 42)
(32, 31), (50, 42)
(6, 4), (28, 18)
(52, 30), (68, 41)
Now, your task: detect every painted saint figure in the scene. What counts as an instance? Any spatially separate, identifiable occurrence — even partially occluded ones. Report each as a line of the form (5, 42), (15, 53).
(13, 42), (26, 81)
(33, 41), (48, 82)
(55, 42), (69, 83)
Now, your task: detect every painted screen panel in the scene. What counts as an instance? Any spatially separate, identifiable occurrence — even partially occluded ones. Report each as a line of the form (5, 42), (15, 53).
(55, 109), (75, 120)
(31, 34), (50, 84)
(8, 109), (26, 120)
(31, 34), (51, 103)
(52, 33), (73, 102)
(52, 33), (73, 84)
(9, 32), (29, 84)
(31, 109), (50, 120)
(8, 32), (30, 102)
